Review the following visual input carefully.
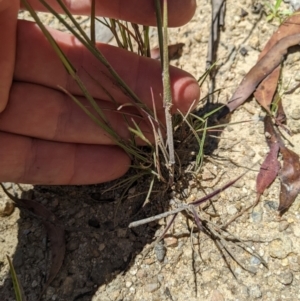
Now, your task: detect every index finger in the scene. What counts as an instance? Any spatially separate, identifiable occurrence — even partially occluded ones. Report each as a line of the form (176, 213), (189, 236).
(22, 0), (196, 27)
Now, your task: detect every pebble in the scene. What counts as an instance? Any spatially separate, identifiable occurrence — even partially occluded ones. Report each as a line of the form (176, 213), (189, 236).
(250, 256), (261, 265)
(98, 243), (106, 251)
(248, 285), (262, 299)
(233, 179), (244, 188)
(210, 290), (225, 301)
(277, 271), (293, 285)
(227, 204), (238, 215)
(67, 239), (80, 251)
(291, 108), (300, 120)
(164, 237), (178, 248)
(264, 200), (278, 211)
(125, 281), (132, 288)
(251, 210), (263, 223)
(0, 198), (15, 217)
(269, 238), (292, 259)
(144, 282), (160, 293)
(61, 277), (75, 296)
(248, 35), (260, 49)
(278, 221), (290, 232)
(154, 241), (166, 262)
(32, 280), (38, 288)
(107, 289), (121, 300)
(136, 269), (147, 279)
(117, 228), (127, 238)
(281, 258), (289, 267)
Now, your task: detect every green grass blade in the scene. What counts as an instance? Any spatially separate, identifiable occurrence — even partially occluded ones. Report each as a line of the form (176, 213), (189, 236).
(7, 256), (25, 301)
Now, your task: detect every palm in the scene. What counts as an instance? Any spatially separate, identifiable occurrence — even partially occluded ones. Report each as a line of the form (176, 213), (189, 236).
(0, 0), (199, 184)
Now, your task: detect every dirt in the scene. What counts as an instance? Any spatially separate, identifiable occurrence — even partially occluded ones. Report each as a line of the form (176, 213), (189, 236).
(2, 0), (300, 300)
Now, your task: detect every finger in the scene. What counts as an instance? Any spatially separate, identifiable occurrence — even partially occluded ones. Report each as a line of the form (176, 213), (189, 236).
(15, 21), (200, 115)
(0, 0), (19, 112)
(0, 131), (130, 184)
(0, 82), (154, 144)
(22, 0), (196, 27)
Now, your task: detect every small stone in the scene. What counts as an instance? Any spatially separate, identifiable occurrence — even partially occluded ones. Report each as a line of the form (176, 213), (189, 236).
(186, 194), (196, 203)
(251, 210), (263, 223)
(154, 241), (166, 262)
(234, 16), (241, 22)
(277, 271), (293, 285)
(250, 256), (261, 265)
(129, 268), (138, 276)
(290, 121), (300, 134)
(193, 32), (202, 42)
(248, 35), (260, 49)
(210, 290), (225, 301)
(281, 258), (289, 267)
(227, 204), (238, 215)
(278, 221), (289, 232)
(98, 243), (106, 251)
(32, 280), (38, 288)
(291, 108), (300, 120)
(269, 238), (292, 259)
(107, 290), (121, 300)
(61, 277), (75, 296)
(117, 228), (127, 238)
(144, 282), (160, 293)
(249, 285), (262, 299)
(136, 269), (147, 279)
(0, 198), (15, 217)
(128, 187), (136, 195)
(67, 239), (80, 251)
(125, 281), (132, 288)
(264, 200), (277, 211)
(164, 237), (178, 248)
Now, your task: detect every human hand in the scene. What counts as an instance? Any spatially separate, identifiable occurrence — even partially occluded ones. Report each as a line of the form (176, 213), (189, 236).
(0, 0), (200, 185)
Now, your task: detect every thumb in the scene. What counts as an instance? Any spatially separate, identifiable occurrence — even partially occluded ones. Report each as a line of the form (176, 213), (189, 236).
(0, 0), (19, 112)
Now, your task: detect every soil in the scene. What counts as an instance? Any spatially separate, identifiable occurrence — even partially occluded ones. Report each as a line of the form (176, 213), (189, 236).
(2, 0), (300, 300)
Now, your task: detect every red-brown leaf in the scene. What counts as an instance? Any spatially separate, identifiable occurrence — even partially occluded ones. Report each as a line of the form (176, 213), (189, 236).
(278, 146), (300, 213)
(254, 11), (300, 112)
(256, 116), (280, 195)
(226, 34), (300, 113)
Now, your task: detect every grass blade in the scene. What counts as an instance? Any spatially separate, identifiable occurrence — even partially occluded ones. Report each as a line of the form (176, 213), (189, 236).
(7, 256), (26, 301)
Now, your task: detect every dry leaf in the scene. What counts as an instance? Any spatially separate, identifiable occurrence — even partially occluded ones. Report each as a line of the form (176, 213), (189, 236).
(225, 33), (300, 113)
(254, 11), (300, 112)
(256, 116), (280, 196)
(278, 146), (300, 213)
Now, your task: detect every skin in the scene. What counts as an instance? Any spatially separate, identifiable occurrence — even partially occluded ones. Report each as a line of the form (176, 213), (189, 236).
(0, 0), (200, 185)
